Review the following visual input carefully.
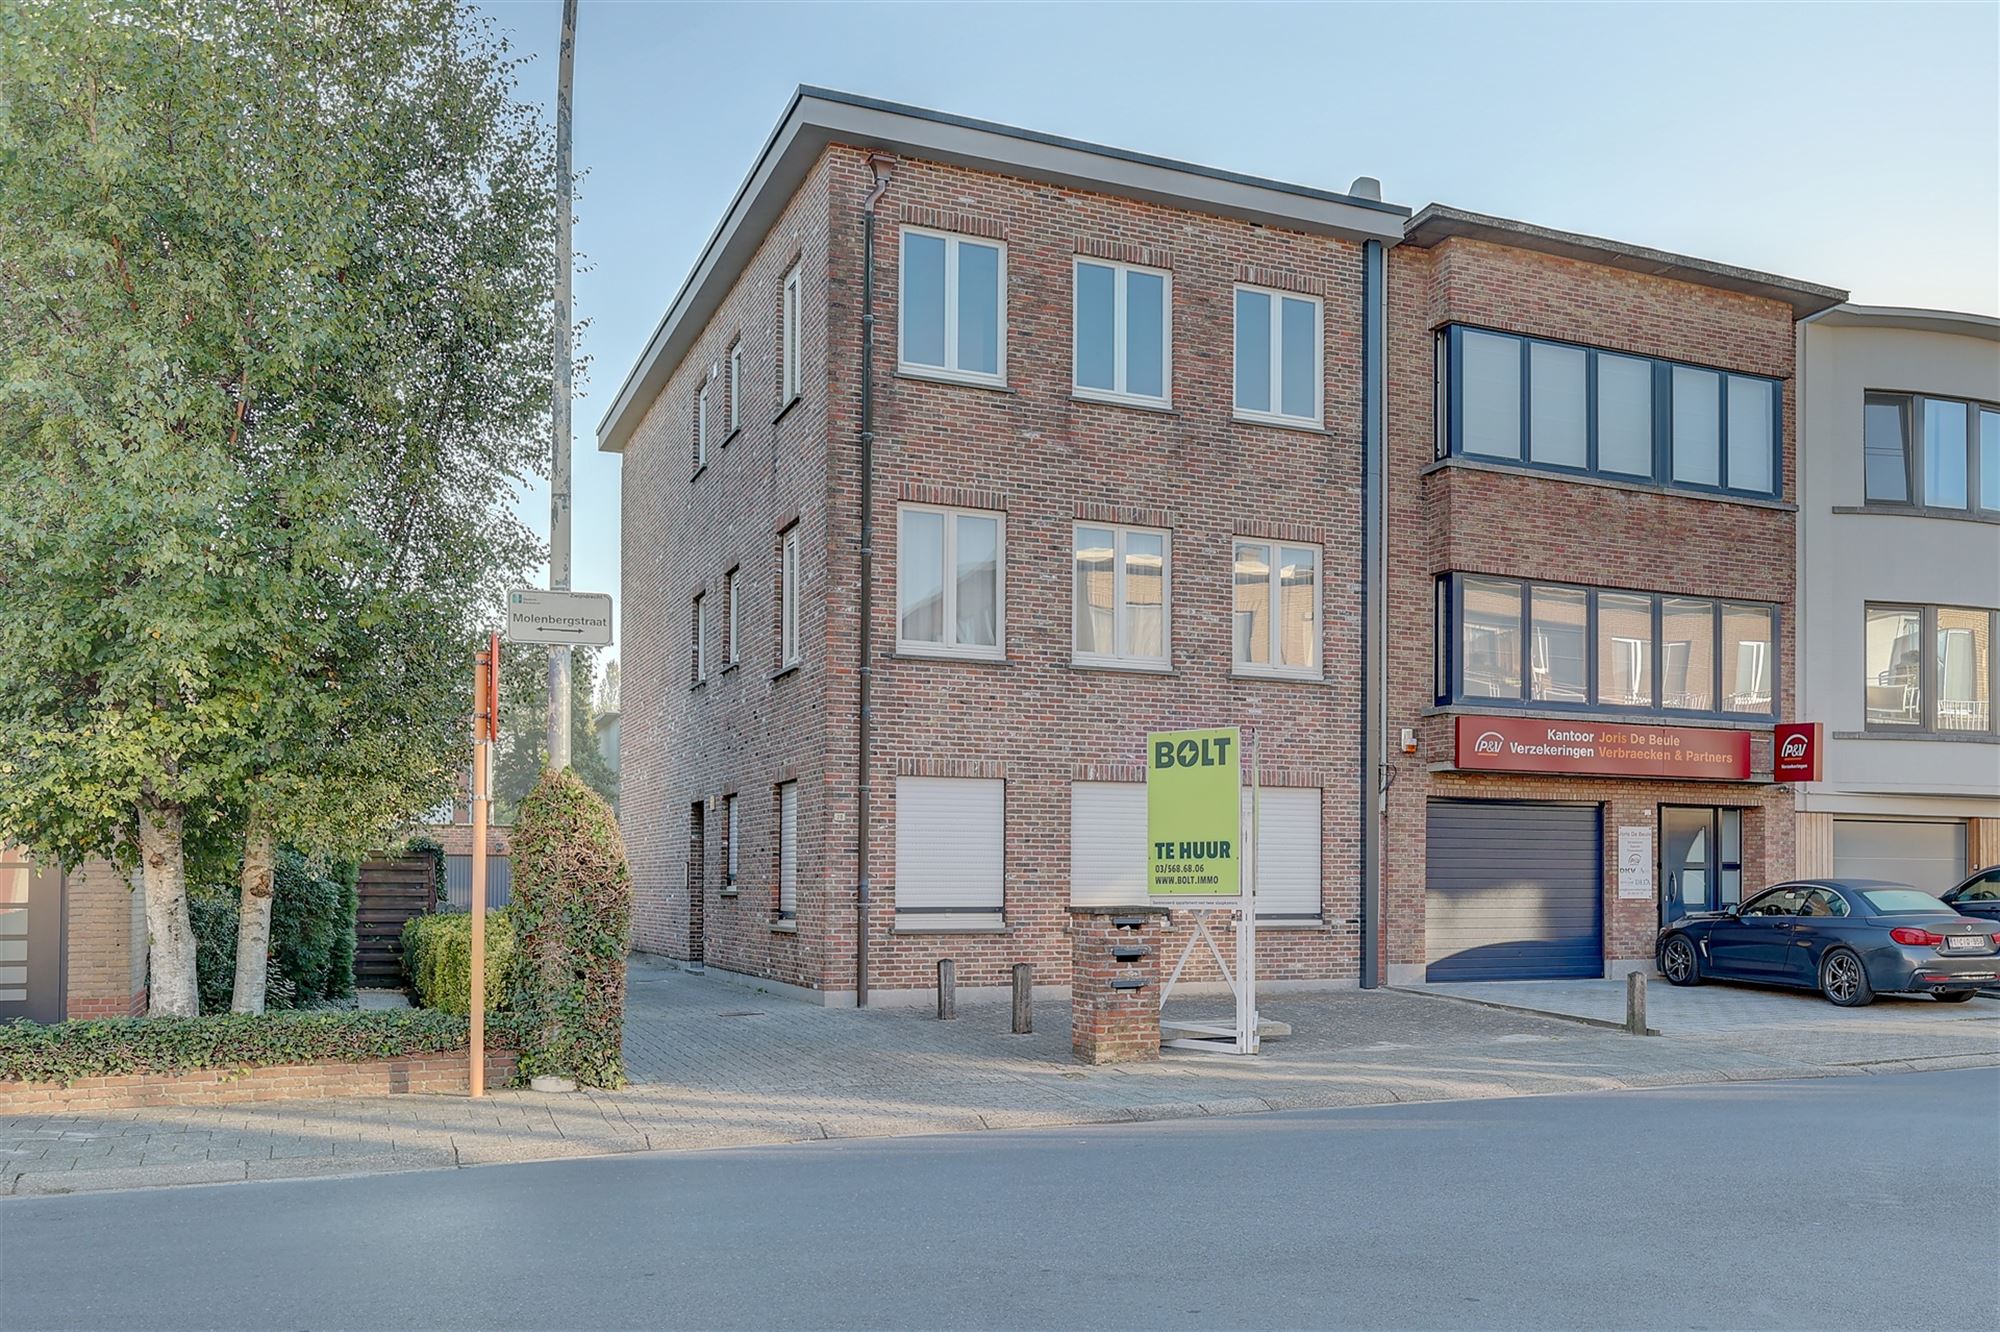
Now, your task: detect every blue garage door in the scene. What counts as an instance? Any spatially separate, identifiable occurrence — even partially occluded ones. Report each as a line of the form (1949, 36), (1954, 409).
(1425, 800), (1603, 982)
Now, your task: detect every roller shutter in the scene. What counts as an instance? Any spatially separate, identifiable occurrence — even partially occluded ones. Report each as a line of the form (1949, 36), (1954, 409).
(896, 776), (1004, 926)
(1425, 800), (1602, 981)
(1832, 820), (1966, 895)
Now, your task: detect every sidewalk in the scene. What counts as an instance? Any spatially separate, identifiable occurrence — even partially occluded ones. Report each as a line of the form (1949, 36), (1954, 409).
(5, 955), (1995, 1197)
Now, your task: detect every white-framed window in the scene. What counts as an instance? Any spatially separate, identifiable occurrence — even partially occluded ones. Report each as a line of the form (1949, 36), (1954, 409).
(1240, 786), (1323, 923)
(695, 381), (710, 470)
(723, 567), (739, 667)
(1233, 284), (1322, 428)
(781, 266), (802, 405)
(1073, 523), (1170, 670)
(1073, 258), (1170, 406)
(897, 505), (1003, 660)
(723, 794), (739, 889)
(1232, 539), (1320, 678)
(894, 776), (1004, 930)
(727, 341), (742, 434)
(779, 525), (800, 668)
(899, 226), (1006, 386)
(692, 592), (708, 683)
(776, 781), (797, 919)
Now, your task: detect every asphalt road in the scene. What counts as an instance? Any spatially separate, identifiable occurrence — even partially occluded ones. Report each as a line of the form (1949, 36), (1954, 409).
(3, 1069), (1997, 1332)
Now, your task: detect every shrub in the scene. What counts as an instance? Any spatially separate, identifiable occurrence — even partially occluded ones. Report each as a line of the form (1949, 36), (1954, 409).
(401, 835), (446, 903)
(189, 848), (354, 1012)
(508, 768), (631, 1088)
(402, 909), (514, 1015)
(0, 1009), (522, 1085)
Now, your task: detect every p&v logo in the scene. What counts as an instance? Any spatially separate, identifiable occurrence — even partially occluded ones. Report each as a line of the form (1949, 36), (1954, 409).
(1472, 731), (1505, 756)
(1779, 733), (1809, 760)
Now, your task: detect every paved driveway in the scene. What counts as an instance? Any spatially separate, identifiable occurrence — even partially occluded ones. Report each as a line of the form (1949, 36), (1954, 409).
(1409, 975), (2000, 1036)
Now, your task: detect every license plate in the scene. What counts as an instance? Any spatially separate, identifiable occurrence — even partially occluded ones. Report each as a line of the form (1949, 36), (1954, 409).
(1946, 935), (1985, 952)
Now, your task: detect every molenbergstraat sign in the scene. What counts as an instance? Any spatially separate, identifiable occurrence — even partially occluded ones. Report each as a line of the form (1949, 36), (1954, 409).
(1452, 715), (1751, 781)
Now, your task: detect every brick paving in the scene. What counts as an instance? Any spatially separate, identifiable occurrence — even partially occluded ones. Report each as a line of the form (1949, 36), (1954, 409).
(4, 954), (1995, 1197)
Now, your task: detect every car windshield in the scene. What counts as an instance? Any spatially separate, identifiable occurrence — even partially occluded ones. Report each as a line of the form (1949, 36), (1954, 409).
(1860, 889), (1948, 915)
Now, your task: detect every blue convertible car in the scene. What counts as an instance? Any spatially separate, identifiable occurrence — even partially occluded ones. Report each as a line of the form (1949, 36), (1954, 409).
(1656, 879), (1999, 1007)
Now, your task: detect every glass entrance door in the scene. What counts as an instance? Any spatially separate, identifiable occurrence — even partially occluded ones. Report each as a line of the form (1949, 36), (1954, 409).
(0, 847), (63, 1024)
(1661, 808), (1743, 925)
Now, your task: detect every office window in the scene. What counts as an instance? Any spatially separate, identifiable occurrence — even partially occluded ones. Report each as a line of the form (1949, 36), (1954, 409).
(780, 266), (801, 404)
(723, 568), (739, 666)
(1233, 540), (1319, 678)
(1864, 605), (1923, 727)
(1460, 576), (1523, 699)
(1233, 286), (1321, 426)
(895, 776), (1004, 928)
(897, 505), (1003, 659)
(900, 228), (1005, 385)
(692, 593), (708, 684)
(1073, 524), (1169, 668)
(694, 382), (710, 470)
(1442, 326), (1778, 497)
(776, 782), (797, 918)
(727, 341), (742, 433)
(779, 525), (800, 668)
(1530, 585), (1589, 703)
(1863, 394), (1910, 502)
(723, 795), (739, 889)
(1074, 259), (1169, 405)
(1924, 398), (1969, 509)
(1439, 574), (1780, 720)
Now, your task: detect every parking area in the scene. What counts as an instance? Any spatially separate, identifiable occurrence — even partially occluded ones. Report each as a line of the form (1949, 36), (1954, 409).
(1408, 975), (2000, 1036)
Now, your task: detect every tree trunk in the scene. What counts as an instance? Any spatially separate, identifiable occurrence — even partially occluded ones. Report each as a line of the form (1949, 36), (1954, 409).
(231, 820), (277, 1014)
(136, 798), (199, 1016)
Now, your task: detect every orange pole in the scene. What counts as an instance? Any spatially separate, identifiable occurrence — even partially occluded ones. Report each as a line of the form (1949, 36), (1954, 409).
(469, 633), (497, 1097)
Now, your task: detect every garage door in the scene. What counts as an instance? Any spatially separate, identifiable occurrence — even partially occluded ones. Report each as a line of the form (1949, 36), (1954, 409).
(1425, 801), (1603, 982)
(1833, 820), (1966, 895)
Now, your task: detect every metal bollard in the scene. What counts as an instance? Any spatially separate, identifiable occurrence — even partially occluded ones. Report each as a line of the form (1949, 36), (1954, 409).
(937, 959), (956, 1020)
(1011, 963), (1033, 1034)
(1626, 969), (1648, 1035)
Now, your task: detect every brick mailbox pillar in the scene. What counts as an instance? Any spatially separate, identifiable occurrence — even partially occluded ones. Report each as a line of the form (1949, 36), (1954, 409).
(1069, 906), (1167, 1065)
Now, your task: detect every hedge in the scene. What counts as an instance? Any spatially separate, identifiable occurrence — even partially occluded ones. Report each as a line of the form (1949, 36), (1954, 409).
(188, 849), (357, 1012)
(0, 1010), (522, 1085)
(509, 768), (631, 1088)
(403, 909), (515, 1015)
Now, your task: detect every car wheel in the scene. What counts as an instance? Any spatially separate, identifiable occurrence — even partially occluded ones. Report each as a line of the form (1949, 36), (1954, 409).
(1934, 991), (1978, 1004)
(1660, 935), (1700, 987)
(1820, 949), (1874, 1007)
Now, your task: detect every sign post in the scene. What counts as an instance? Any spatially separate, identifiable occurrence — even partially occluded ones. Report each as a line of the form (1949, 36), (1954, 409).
(469, 632), (499, 1098)
(1148, 726), (1260, 1056)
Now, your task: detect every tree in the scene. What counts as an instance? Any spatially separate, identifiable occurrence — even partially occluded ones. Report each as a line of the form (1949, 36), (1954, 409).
(0, 1), (558, 1014)
(492, 644), (617, 825)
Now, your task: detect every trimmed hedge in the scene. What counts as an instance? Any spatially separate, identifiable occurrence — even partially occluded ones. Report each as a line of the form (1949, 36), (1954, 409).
(403, 909), (515, 1015)
(0, 1010), (522, 1085)
(509, 768), (631, 1088)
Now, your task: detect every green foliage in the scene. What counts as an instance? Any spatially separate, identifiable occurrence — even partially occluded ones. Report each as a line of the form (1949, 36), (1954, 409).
(0, 1010), (523, 1085)
(0, 0), (558, 880)
(187, 851), (357, 1012)
(401, 836), (447, 904)
(508, 769), (631, 1088)
(402, 909), (515, 1016)
(493, 645), (619, 824)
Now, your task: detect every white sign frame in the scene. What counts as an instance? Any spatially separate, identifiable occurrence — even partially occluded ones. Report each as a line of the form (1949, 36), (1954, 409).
(506, 589), (613, 647)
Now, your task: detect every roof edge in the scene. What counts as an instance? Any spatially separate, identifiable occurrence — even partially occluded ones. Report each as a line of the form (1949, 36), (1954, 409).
(1806, 302), (2000, 342)
(1403, 204), (1848, 320)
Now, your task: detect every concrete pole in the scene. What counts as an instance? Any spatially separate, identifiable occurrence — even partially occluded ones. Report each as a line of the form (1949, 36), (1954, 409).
(546, 0), (578, 770)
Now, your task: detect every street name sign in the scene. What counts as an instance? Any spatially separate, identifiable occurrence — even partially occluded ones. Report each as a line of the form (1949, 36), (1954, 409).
(506, 589), (613, 647)
(1146, 726), (1242, 899)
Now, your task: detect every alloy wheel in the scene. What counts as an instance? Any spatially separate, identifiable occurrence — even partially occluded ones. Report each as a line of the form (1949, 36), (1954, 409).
(1824, 952), (1861, 1002)
(1663, 938), (1694, 983)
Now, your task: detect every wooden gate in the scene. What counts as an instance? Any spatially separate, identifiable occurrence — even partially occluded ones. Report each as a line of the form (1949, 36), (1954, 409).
(356, 856), (437, 988)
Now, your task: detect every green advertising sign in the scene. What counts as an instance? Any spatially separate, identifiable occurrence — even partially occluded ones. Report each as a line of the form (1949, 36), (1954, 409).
(1146, 727), (1242, 898)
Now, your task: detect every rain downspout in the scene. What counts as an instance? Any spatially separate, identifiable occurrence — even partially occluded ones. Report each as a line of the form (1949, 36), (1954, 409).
(1360, 237), (1386, 989)
(856, 153), (895, 1008)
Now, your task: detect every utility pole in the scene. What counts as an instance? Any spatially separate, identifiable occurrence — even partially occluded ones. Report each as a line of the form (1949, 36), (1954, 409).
(547, 0), (578, 770)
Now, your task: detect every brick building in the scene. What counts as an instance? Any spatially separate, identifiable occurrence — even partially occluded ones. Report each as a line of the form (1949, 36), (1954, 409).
(1, 849), (147, 1023)
(602, 88), (1852, 1003)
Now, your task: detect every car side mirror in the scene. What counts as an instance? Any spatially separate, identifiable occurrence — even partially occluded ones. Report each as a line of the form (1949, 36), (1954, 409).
(1725, 903), (1742, 916)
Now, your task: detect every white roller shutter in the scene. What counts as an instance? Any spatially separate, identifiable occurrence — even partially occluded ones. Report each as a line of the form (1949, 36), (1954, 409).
(1070, 782), (1148, 907)
(1242, 787), (1322, 921)
(895, 776), (1005, 926)
(1833, 819), (1966, 895)
(778, 782), (798, 917)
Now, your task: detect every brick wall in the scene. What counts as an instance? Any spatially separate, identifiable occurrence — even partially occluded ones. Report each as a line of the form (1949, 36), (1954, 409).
(63, 857), (145, 1019)
(1380, 238), (1802, 980)
(0, 1049), (519, 1114)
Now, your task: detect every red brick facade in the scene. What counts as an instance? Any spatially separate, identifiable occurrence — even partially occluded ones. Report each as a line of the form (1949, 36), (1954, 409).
(0, 1049), (518, 1114)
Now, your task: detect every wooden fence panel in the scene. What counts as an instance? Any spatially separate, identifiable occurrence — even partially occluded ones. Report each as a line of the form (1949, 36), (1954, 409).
(355, 857), (436, 988)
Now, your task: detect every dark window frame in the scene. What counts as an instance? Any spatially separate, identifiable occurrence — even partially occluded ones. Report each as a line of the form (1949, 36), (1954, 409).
(1860, 390), (2000, 515)
(1437, 324), (1784, 500)
(1863, 601), (1999, 736)
(1434, 572), (1781, 722)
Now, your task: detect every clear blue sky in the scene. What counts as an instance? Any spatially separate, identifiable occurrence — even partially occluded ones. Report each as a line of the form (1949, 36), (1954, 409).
(474, 0), (2000, 665)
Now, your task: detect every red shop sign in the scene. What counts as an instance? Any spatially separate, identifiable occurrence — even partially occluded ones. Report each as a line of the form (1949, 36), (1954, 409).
(1772, 722), (1823, 783)
(1453, 715), (1752, 781)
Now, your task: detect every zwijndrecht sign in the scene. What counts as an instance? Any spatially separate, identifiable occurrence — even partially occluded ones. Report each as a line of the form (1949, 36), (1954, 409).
(1146, 727), (1242, 899)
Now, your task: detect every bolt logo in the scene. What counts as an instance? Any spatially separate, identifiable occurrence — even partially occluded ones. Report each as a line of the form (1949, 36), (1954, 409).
(1473, 731), (1505, 756)
(1779, 733), (1808, 759)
